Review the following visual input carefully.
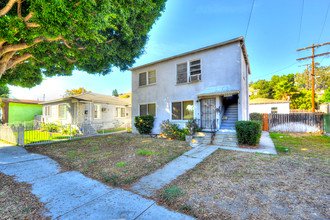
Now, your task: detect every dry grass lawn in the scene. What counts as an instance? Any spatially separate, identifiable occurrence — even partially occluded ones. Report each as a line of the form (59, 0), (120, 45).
(26, 133), (191, 187)
(0, 173), (50, 219)
(155, 133), (329, 219)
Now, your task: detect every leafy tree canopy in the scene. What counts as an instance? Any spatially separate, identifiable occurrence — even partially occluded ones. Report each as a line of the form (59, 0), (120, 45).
(0, 85), (10, 98)
(0, 0), (166, 88)
(320, 87), (330, 103)
(295, 63), (330, 90)
(112, 89), (118, 97)
(63, 87), (89, 97)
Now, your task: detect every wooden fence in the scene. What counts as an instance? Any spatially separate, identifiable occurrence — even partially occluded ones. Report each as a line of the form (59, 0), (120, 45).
(261, 113), (268, 131)
(268, 113), (324, 133)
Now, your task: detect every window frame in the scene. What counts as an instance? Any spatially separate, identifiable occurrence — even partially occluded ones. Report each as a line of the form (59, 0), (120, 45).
(94, 104), (101, 120)
(271, 107), (278, 114)
(139, 70), (156, 87)
(58, 104), (67, 119)
(139, 103), (156, 117)
(115, 106), (126, 118)
(44, 106), (51, 116)
(171, 100), (194, 121)
(176, 59), (202, 85)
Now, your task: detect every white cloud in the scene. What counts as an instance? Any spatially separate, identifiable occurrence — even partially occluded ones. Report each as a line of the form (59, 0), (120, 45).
(9, 77), (66, 101)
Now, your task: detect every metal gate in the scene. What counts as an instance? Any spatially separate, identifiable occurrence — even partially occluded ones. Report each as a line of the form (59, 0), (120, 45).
(324, 114), (330, 133)
(201, 98), (216, 129)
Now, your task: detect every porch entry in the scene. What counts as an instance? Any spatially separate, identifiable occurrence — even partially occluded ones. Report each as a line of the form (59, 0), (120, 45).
(200, 98), (216, 129)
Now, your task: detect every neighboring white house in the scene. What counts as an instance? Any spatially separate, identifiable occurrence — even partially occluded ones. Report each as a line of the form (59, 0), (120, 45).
(249, 98), (290, 114)
(131, 37), (251, 134)
(41, 93), (131, 131)
(320, 102), (330, 114)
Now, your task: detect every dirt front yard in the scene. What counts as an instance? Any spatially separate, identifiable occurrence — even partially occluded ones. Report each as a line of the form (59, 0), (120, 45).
(26, 133), (191, 187)
(154, 133), (330, 219)
(0, 172), (50, 219)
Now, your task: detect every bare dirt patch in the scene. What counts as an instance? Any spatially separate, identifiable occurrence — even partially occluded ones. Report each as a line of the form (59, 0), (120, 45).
(25, 133), (191, 187)
(154, 133), (330, 219)
(0, 172), (50, 219)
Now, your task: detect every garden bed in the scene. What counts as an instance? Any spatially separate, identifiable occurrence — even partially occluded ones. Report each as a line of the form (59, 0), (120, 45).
(154, 133), (329, 219)
(0, 172), (50, 219)
(25, 133), (191, 187)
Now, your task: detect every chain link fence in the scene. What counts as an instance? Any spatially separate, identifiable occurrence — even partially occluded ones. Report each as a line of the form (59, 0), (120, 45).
(0, 120), (131, 146)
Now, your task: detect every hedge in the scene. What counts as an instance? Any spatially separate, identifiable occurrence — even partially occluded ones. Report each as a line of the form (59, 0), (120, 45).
(249, 112), (264, 123)
(235, 120), (262, 145)
(134, 115), (155, 134)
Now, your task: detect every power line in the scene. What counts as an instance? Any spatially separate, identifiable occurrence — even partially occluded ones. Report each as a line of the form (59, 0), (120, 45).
(317, 1), (330, 43)
(297, 0), (304, 48)
(245, 0), (255, 39)
(251, 62), (297, 80)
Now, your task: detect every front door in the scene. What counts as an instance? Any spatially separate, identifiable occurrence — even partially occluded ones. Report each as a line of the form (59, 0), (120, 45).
(201, 98), (216, 129)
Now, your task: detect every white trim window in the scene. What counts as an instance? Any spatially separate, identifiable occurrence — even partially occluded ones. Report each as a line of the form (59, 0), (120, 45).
(139, 70), (156, 86)
(140, 103), (156, 116)
(58, 104), (67, 119)
(115, 107), (126, 118)
(44, 106), (51, 116)
(177, 59), (201, 84)
(94, 104), (101, 119)
(271, 107), (278, 114)
(171, 101), (194, 120)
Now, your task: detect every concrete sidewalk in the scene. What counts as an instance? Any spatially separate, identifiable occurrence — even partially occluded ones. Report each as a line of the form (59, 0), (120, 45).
(0, 145), (193, 219)
(130, 144), (219, 197)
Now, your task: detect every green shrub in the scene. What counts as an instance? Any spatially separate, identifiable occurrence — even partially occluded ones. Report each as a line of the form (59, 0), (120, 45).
(41, 122), (61, 132)
(61, 126), (79, 135)
(134, 115), (155, 134)
(235, 121), (262, 145)
(160, 120), (188, 141)
(186, 119), (202, 135)
(249, 113), (264, 123)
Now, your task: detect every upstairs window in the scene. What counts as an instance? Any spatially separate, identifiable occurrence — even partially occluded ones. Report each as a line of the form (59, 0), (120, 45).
(58, 104), (67, 119)
(139, 70), (156, 87)
(140, 103), (156, 116)
(177, 63), (188, 84)
(176, 59), (201, 84)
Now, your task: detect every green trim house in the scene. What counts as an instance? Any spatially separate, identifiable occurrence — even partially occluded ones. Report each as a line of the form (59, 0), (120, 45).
(1, 98), (42, 124)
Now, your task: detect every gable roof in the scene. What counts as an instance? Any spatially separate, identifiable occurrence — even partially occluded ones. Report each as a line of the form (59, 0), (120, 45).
(130, 37), (251, 75)
(1, 98), (41, 104)
(41, 92), (131, 106)
(249, 98), (291, 104)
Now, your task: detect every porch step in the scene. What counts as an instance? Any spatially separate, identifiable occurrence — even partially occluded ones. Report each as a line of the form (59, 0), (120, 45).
(212, 130), (238, 147)
(191, 132), (212, 145)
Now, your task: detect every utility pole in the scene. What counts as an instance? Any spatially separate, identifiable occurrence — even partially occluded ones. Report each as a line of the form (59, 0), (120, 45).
(298, 64), (309, 89)
(297, 42), (330, 112)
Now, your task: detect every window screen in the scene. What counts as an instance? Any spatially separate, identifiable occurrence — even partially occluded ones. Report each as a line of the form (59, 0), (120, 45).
(172, 102), (182, 120)
(148, 104), (156, 116)
(139, 72), (147, 86)
(140, 104), (147, 116)
(148, 70), (156, 84)
(177, 63), (187, 84)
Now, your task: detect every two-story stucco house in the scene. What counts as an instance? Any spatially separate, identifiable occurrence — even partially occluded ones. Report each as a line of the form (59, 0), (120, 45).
(131, 37), (251, 134)
(41, 93), (131, 133)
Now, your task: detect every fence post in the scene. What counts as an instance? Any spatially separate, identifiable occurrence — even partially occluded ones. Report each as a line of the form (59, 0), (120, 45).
(126, 122), (128, 132)
(70, 123), (72, 140)
(103, 122), (104, 135)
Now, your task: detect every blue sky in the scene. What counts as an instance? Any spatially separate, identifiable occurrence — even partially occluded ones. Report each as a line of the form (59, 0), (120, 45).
(9, 0), (330, 100)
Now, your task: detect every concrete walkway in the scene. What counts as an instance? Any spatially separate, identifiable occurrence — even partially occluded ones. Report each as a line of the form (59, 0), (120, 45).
(215, 131), (277, 154)
(0, 145), (193, 219)
(130, 132), (276, 197)
(130, 144), (219, 197)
